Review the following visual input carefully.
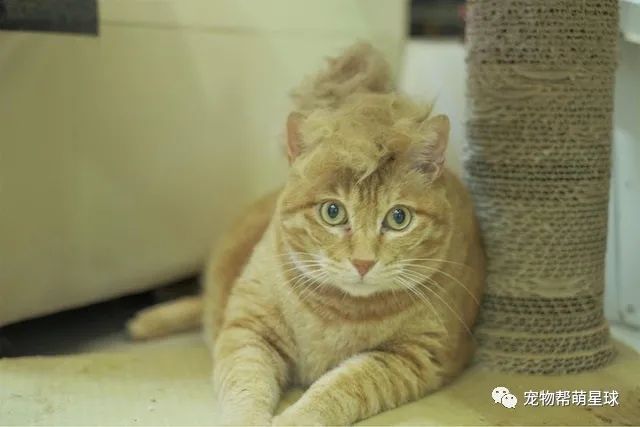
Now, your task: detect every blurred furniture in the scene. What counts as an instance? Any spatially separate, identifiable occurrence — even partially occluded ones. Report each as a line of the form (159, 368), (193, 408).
(0, 0), (407, 326)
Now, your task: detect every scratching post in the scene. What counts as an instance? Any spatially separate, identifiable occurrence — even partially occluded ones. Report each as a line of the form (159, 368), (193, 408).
(465, 0), (618, 373)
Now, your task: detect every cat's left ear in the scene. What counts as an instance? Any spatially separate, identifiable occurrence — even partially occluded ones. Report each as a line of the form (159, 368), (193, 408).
(416, 114), (449, 180)
(286, 112), (304, 164)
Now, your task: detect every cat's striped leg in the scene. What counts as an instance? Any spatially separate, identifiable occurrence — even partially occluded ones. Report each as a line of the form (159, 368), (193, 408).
(272, 337), (447, 426)
(213, 305), (293, 425)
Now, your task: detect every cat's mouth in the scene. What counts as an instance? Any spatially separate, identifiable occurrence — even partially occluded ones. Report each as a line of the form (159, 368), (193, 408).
(325, 268), (399, 297)
(337, 280), (384, 297)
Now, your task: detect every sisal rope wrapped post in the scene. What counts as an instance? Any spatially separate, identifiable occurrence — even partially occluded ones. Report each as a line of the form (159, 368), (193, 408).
(464, 0), (618, 374)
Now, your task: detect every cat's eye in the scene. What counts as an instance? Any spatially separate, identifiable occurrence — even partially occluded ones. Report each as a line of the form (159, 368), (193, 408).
(319, 200), (348, 226)
(384, 206), (412, 231)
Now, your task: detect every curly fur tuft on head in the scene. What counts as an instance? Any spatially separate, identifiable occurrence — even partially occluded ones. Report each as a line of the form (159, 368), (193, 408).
(291, 41), (393, 112)
(297, 93), (435, 181)
(287, 42), (442, 183)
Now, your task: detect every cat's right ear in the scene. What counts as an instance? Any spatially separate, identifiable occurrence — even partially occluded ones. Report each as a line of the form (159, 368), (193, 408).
(286, 112), (304, 164)
(415, 114), (449, 181)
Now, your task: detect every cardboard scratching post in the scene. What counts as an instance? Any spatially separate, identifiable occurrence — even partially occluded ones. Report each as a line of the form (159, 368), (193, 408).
(465, 0), (618, 373)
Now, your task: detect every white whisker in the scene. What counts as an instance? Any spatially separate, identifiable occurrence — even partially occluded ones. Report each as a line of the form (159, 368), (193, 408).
(399, 263), (480, 306)
(399, 258), (473, 269)
(279, 262), (326, 276)
(394, 276), (445, 330)
(400, 273), (475, 340)
(298, 271), (329, 302)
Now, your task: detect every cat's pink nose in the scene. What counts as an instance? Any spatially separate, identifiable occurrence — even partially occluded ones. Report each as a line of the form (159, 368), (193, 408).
(351, 259), (375, 277)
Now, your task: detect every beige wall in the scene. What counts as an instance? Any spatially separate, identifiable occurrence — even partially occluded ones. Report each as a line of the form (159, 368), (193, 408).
(0, 0), (408, 326)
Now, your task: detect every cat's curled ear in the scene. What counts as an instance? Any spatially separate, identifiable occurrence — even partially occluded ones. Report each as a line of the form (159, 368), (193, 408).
(286, 112), (305, 164)
(415, 114), (449, 181)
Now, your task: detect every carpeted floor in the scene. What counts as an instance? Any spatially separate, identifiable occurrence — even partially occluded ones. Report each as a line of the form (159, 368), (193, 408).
(2, 331), (639, 426)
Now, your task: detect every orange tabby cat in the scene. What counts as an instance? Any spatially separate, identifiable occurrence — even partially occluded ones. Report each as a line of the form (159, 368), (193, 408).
(128, 43), (485, 426)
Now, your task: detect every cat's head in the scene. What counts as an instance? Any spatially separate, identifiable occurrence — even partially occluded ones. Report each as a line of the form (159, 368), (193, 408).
(278, 93), (452, 297)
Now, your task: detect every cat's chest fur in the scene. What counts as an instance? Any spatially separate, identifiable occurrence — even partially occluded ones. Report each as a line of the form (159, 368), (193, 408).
(281, 303), (408, 386)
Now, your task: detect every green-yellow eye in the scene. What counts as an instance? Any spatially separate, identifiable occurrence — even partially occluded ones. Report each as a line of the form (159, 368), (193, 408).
(319, 200), (348, 226)
(385, 206), (412, 231)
